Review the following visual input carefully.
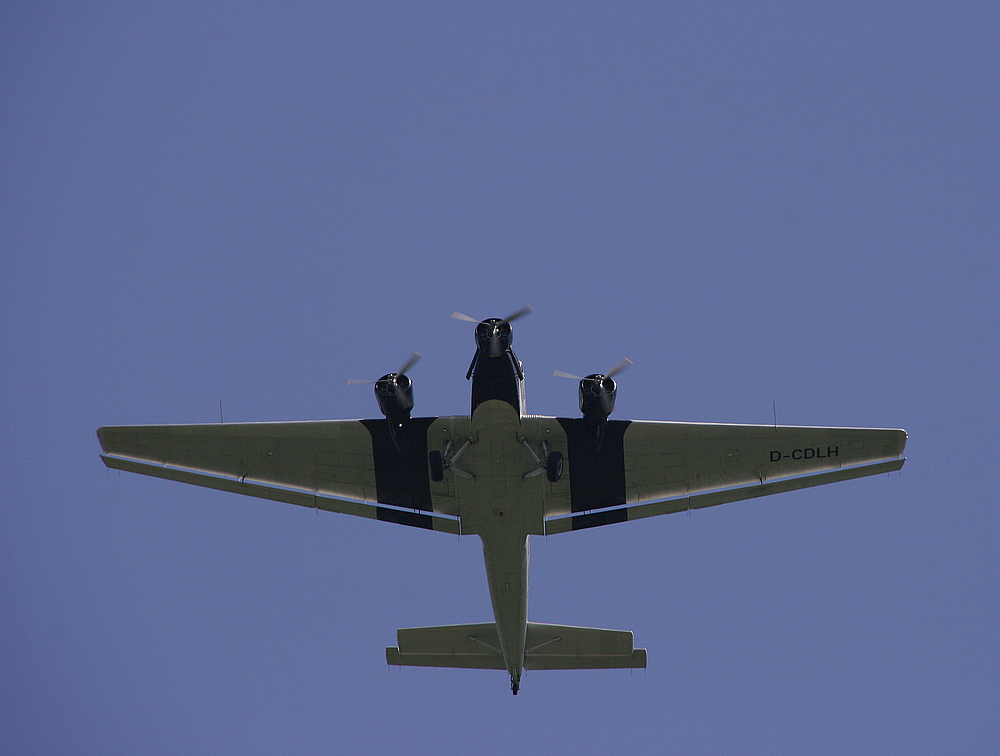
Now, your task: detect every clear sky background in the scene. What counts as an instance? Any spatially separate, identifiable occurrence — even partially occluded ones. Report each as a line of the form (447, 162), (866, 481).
(3, 3), (997, 754)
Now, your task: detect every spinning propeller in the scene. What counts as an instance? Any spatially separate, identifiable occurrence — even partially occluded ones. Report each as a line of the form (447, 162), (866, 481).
(347, 352), (422, 386)
(453, 307), (533, 376)
(552, 358), (632, 382)
(555, 359), (632, 444)
(348, 353), (423, 449)
(450, 306), (534, 325)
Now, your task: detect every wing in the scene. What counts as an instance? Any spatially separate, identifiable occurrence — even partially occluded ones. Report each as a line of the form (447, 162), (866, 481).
(540, 419), (906, 534)
(98, 419), (459, 533)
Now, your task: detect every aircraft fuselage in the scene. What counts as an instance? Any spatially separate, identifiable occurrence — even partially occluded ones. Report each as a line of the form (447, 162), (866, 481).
(465, 322), (532, 693)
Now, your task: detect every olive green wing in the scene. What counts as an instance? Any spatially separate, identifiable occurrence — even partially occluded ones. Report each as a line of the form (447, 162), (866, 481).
(98, 419), (459, 533)
(540, 419), (906, 534)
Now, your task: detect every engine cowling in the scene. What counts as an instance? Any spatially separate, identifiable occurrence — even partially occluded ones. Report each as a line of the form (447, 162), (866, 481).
(474, 318), (513, 358)
(578, 374), (617, 421)
(374, 373), (414, 447)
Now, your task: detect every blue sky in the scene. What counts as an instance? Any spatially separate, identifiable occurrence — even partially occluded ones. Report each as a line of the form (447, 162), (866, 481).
(3, 3), (997, 754)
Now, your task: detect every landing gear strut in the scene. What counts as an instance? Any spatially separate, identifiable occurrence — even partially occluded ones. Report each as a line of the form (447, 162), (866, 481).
(510, 676), (520, 695)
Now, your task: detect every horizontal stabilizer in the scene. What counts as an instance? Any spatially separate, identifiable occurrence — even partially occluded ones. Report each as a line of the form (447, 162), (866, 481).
(385, 622), (647, 670)
(387, 623), (506, 669)
(523, 622), (646, 670)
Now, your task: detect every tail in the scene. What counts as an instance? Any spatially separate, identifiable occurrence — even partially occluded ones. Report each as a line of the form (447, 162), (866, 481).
(386, 621), (646, 670)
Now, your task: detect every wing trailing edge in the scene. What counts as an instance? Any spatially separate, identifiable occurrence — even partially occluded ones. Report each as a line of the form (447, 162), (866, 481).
(544, 457), (905, 534)
(101, 455), (460, 534)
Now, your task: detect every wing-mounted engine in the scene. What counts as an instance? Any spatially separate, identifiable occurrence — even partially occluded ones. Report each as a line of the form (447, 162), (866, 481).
(374, 371), (414, 447)
(555, 359), (632, 453)
(349, 353), (421, 450)
(579, 373), (618, 420)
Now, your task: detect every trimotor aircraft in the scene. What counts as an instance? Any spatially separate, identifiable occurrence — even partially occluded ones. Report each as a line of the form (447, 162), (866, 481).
(98, 309), (906, 694)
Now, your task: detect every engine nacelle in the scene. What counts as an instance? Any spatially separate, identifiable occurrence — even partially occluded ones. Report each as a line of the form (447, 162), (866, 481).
(374, 373), (414, 447)
(579, 374), (617, 420)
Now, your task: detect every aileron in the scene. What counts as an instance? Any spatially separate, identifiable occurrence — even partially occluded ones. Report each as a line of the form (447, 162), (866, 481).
(545, 457), (905, 534)
(100, 454), (460, 534)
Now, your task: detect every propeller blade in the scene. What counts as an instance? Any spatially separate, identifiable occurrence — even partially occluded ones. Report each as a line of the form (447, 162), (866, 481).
(553, 359), (630, 381)
(397, 352), (422, 376)
(503, 305), (533, 323)
(452, 307), (532, 324)
(605, 358), (633, 379)
(348, 352), (421, 386)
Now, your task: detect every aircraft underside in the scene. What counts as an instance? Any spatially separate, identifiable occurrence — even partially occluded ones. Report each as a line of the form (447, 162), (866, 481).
(98, 310), (905, 693)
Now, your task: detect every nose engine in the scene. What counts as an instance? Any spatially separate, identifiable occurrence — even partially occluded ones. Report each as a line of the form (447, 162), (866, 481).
(475, 318), (513, 358)
(453, 308), (532, 413)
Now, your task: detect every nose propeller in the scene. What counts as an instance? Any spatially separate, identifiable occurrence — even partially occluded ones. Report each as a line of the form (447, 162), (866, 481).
(454, 307), (532, 378)
(450, 306), (533, 325)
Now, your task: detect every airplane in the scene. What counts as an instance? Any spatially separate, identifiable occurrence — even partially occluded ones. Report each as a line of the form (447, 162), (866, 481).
(97, 309), (907, 695)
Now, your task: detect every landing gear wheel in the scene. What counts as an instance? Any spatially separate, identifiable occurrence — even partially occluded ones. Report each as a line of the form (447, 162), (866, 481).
(511, 678), (520, 695)
(545, 451), (563, 483)
(428, 450), (444, 482)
